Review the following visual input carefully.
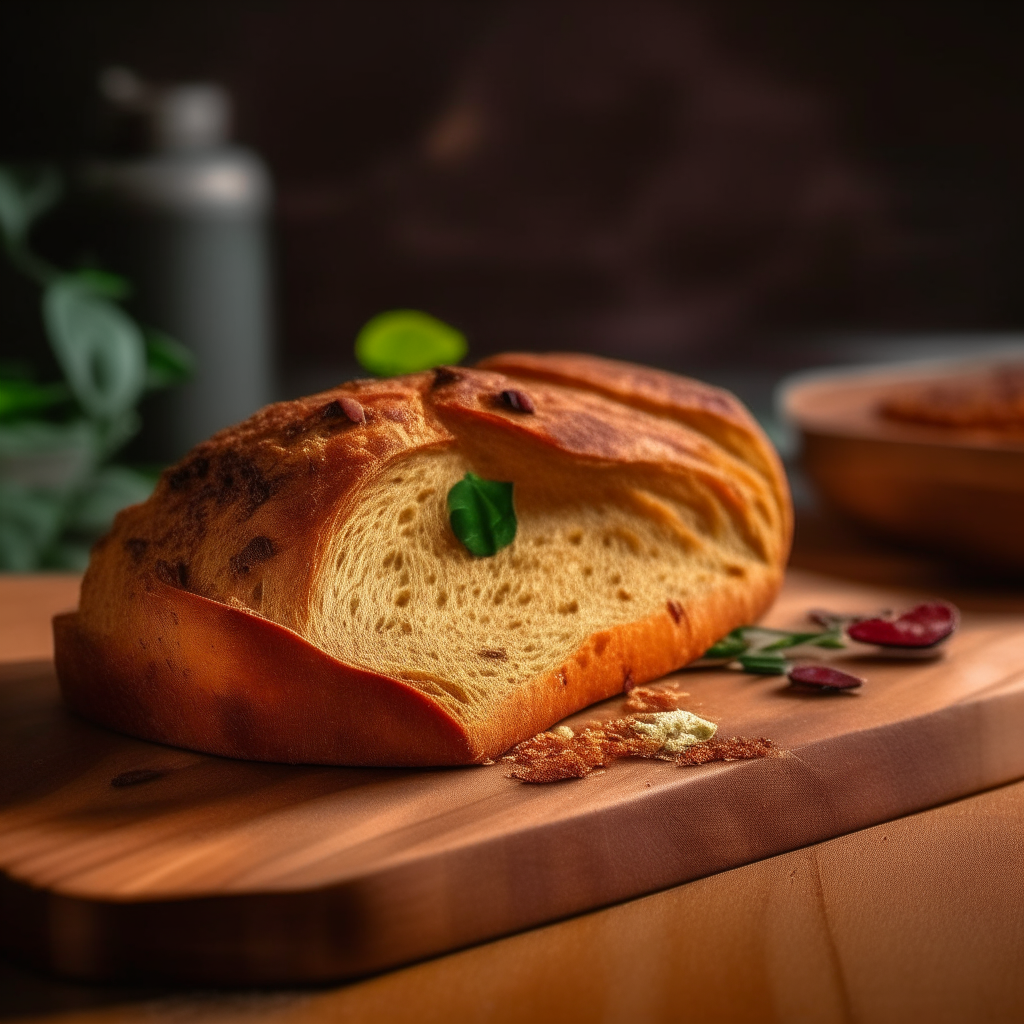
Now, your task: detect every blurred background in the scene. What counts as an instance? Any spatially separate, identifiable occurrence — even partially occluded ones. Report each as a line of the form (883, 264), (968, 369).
(2, 0), (1024, 572)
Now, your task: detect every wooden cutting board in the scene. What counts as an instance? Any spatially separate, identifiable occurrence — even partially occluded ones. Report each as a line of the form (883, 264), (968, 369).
(3, 569), (1024, 986)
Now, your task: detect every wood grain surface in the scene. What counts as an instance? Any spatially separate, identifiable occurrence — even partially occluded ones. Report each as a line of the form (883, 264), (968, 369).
(0, 575), (79, 663)
(9, 777), (1024, 1024)
(3, 569), (1024, 987)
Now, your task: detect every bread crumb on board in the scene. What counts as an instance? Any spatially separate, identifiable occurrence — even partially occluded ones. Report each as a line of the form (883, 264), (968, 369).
(504, 686), (777, 783)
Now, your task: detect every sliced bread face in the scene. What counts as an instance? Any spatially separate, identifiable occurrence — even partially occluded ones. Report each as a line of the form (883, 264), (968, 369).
(56, 354), (792, 765)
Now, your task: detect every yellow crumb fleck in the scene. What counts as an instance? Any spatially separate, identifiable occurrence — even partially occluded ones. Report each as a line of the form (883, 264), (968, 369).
(629, 709), (717, 754)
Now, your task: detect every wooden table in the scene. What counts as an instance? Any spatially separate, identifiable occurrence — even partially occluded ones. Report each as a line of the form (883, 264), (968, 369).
(4, 527), (1024, 1023)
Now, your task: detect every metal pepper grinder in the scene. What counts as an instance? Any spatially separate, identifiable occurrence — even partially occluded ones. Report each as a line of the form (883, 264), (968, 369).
(80, 67), (274, 461)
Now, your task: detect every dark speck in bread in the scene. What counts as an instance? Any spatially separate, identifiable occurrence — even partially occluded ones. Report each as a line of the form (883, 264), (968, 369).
(230, 536), (277, 576)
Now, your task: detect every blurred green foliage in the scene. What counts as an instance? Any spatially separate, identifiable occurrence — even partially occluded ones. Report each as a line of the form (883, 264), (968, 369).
(0, 165), (194, 570)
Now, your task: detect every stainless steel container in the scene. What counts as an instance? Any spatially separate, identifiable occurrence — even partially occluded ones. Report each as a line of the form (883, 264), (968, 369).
(80, 68), (274, 461)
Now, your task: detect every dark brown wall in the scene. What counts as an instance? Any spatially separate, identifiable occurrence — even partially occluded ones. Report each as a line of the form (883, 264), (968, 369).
(3, 0), (1024, 371)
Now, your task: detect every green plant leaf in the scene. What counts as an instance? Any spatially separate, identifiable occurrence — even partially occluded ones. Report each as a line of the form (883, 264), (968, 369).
(738, 653), (788, 675)
(94, 410), (142, 462)
(65, 465), (154, 536)
(72, 267), (132, 300)
(447, 472), (516, 557)
(0, 379), (70, 419)
(0, 165), (61, 247)
(0, 418), (101, 492)
(144, 328), (195, 390)
(0, 483), (66, 570)
(355, 310), (467, 377)
(0, 360), (34, 382)
(42, 275), (147, 421)
(42, 539), (94, 572)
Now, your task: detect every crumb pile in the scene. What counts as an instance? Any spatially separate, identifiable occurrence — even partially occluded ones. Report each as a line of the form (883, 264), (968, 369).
(504, 686), (777, 783)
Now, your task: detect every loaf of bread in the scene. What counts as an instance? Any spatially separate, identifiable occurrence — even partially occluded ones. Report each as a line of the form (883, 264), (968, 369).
(54, 353), (792, 766)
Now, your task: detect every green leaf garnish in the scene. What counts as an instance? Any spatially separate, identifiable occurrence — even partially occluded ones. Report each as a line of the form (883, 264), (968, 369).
(703, 624), (848, 661)
(738, 653), (788, 675)
(42, 274), (147, 421)
(354, 310), (467, 377)
(704, 629), (749, 659)
(447, 472), (516, 557)
(811, 631), (846, 649)
(761, 631), (827, 651)
(698, 620), (849, 675)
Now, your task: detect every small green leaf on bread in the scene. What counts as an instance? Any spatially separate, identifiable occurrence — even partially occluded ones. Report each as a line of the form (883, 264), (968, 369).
(447, 472), (517, 557)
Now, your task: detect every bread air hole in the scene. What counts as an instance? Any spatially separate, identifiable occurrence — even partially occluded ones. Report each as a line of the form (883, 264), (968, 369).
(302, 445), (767, 722)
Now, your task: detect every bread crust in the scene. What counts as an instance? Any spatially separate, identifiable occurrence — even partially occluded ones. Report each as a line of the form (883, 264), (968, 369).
(55, 354), (791, 766)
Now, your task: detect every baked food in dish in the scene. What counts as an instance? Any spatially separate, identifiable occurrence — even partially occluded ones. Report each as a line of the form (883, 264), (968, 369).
(54, 353), (791, 766)
(880, 362), (1024, 438)
(781, 355), (1024, 572)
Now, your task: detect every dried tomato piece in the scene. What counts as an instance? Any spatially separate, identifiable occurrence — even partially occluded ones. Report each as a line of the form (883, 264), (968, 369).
(788, 665), (864, 691)
(847, 601), (959, 648)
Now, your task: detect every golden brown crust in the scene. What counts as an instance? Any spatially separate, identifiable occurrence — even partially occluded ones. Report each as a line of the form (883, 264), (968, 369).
(478, 352), (791, 514)
(460, 567), (779, 760)
(56, 354), (791, 766)
(55, 586), (473, 767)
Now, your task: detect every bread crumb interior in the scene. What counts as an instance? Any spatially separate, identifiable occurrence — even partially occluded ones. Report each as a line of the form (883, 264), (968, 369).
(302, 441), (769, 721)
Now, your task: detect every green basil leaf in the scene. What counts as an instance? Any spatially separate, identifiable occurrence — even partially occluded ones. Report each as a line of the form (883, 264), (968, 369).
(447, 472), (516, 557)
(42, 275), (146, 420)
(738, 653), (788, 675)
(355, 310), (467, 377)
(144, 328), (195, 390)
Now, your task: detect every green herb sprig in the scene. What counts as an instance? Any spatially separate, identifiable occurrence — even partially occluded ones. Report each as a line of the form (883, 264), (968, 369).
(699, 624), (847, 676)
(737, 653), (790, 675)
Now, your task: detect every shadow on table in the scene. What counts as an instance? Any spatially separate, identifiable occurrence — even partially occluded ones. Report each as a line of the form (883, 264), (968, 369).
(790, 508), (1024, 613)
(0, 954), (165, 1020)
